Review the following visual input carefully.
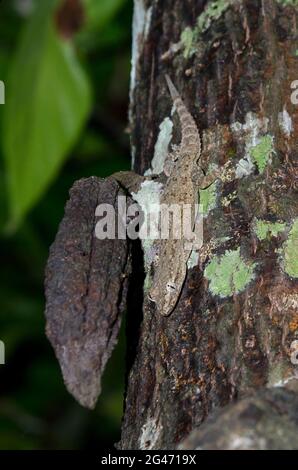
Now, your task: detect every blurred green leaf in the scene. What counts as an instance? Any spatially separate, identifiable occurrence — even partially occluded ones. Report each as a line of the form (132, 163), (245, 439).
(83, 0), (125, 32)
(77, 0), (126, 50)
(3, 0), (91, 229)
(0, 429), (38, 450)
(76, 129), (110, 159)
(0, 0), (132, 450)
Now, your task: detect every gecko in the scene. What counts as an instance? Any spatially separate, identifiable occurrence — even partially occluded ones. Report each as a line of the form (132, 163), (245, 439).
(45, 75), (234, 407)
(109, 76), (232, 316)
(148, 75), (220, 316)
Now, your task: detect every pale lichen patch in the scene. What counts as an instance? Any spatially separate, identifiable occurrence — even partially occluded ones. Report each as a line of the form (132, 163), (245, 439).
(231, 112), (269, 144)
(139, 417), (163, 450)
(132, 180), (163, 271)
(231, 113), (274, 177)
(146, 117), (173, 175)
(227, 434), (266, 450)
(204, 248), (256, 298)
(216, 236), (231, 244)
(278, 108), (293, 137)
(188, 249), (199, 269)
(235, 157), (255, 178)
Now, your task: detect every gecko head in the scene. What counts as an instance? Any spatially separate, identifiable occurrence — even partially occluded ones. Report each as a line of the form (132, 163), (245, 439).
(149, 274), (184, 317)
(163, 281), (180, 315)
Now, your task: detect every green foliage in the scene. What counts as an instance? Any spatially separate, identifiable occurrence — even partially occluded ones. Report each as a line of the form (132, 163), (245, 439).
(0, 0), (132, 450)
(3, 0), (91, 229)
(83, 0), (125, 32)
(77, 0), (127, 50)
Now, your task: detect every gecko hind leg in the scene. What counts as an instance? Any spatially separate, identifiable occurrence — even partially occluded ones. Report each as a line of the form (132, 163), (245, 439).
(199, 168), (221, 189)
(191, 164), (205, 186)
(199, 161), (235, 189)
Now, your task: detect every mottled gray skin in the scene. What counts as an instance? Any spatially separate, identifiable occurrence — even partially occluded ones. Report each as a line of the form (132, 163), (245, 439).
(149, 76), (203, 316)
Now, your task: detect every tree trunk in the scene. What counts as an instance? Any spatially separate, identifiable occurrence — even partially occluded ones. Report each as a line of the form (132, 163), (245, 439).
(119, 0), (298, 450)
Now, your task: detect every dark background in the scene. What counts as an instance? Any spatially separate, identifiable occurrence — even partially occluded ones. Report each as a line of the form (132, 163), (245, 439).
(0, 0), (132, 449)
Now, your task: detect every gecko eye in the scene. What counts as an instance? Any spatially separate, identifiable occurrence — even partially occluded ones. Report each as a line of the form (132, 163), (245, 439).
(166, 281), (177, 292)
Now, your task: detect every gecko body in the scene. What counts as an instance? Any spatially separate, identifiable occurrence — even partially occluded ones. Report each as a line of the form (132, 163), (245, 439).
(148, 76), (203, 316)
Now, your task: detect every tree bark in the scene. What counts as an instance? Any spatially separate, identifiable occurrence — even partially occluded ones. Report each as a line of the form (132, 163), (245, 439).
(120, 0), (298, 450)
(45, 177), (132, 409)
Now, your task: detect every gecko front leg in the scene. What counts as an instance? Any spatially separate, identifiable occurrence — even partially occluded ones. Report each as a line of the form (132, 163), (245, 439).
(163, 144), (180, 177)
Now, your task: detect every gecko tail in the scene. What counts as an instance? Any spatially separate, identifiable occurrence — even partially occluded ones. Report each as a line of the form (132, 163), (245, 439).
(165, 74), (179, 100)
(165, 74), (200, 149)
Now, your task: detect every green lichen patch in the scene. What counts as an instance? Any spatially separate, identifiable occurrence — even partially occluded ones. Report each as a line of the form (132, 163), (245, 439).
(231, 113), (270, 178)
(180, 27), (197, 59)
(250, 135), (274, 174)
(204, 248), (256, 298)
(131, 180), (163, 272)
(282, 219), (298, 278)
(254, 219), (286, 241)
(188, 250), (199, 269)
(197, 0), (230, 33)
(180, 0), (230, 58)
(199, 182), (217, 216)
(276, 0), (298, 6)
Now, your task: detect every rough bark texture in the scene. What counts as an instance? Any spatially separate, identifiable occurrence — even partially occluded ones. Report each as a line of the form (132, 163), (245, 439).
(178, 383), (298, 450)
(45, 177), (132, 409)
(120, 0), (298, 450)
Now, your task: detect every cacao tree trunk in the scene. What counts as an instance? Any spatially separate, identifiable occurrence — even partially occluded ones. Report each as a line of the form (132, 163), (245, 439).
(119, 0), (298, 450)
